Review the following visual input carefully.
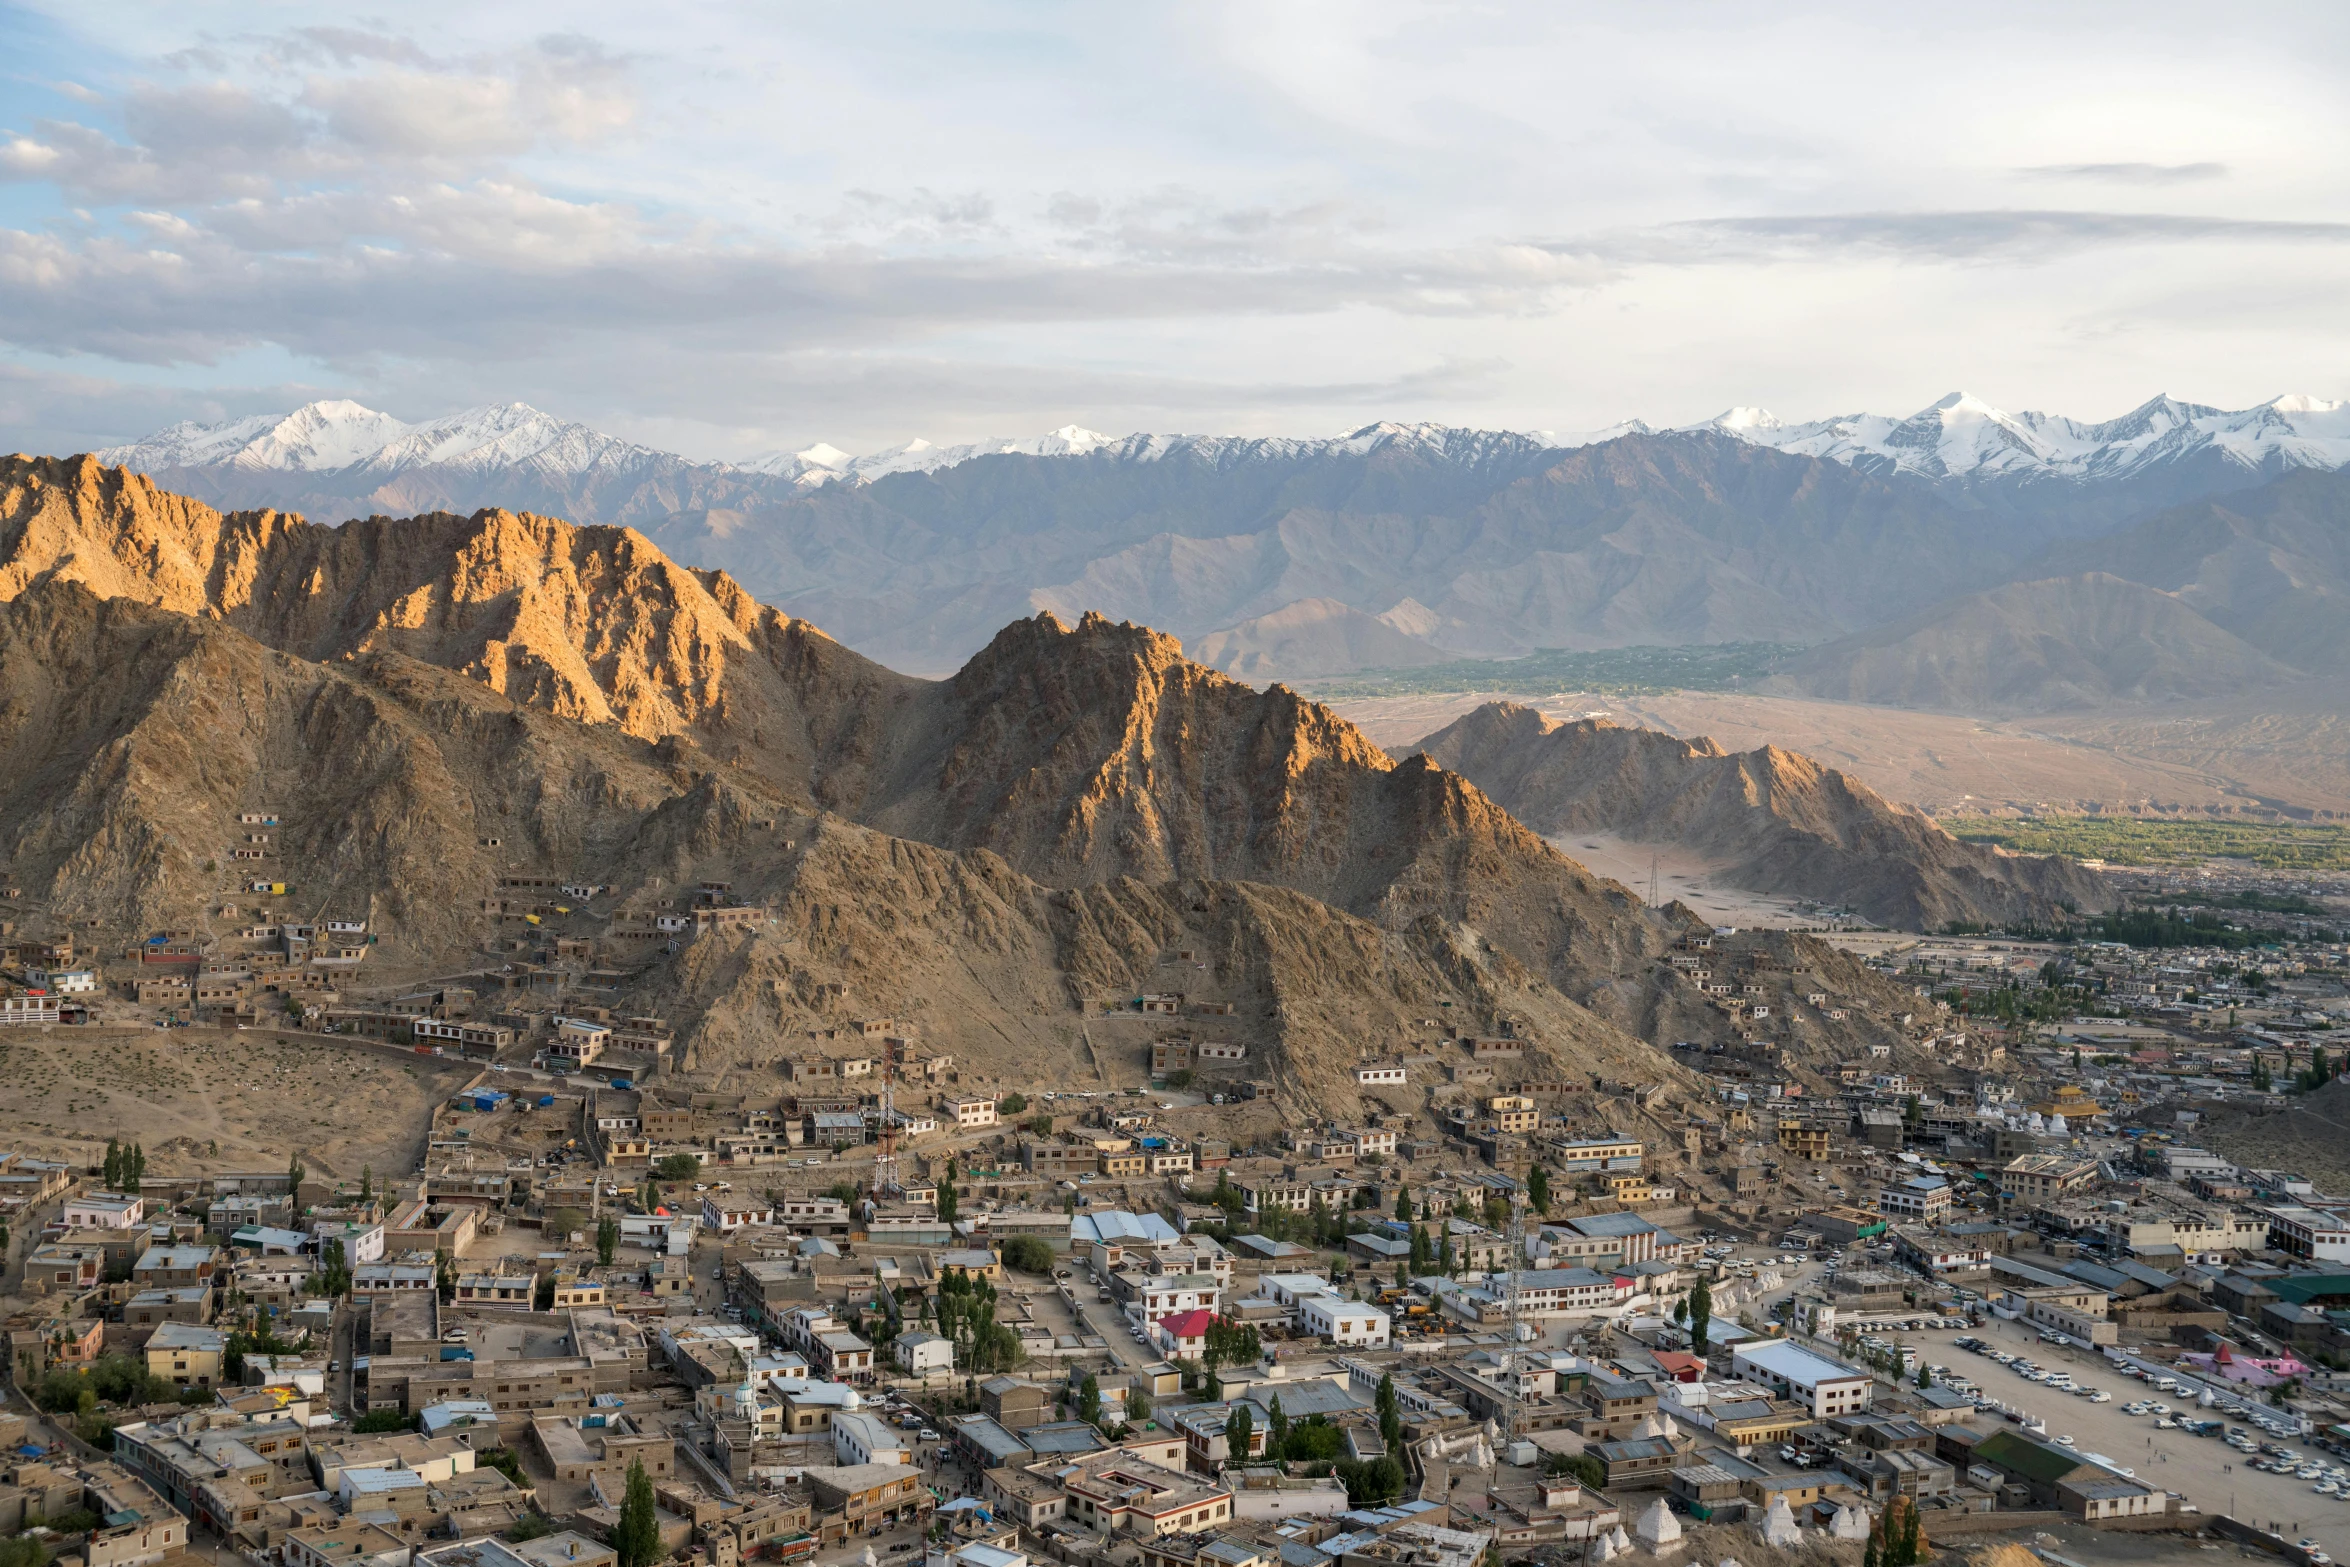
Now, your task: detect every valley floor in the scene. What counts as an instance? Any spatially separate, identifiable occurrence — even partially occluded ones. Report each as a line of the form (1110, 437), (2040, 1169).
(1537, 830), (1819, 928)
(1325, 682), (2350, 818)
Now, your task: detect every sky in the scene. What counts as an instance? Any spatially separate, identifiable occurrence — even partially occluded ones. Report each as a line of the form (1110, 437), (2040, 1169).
(5, 1), (2350, 461)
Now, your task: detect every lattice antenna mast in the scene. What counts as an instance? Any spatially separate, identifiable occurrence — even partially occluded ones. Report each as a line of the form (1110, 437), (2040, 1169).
(1501, 1187), (1529, 1443)
(875, 1035), (901, 1196)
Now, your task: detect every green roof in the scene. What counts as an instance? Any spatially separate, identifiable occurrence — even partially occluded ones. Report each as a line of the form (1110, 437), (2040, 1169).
(1975, 1430), (2089, 1484)
(2266, 1274), (2350, 1306)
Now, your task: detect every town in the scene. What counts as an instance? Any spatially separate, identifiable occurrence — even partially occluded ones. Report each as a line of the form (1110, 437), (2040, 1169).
(1, 828), (2348, 1567)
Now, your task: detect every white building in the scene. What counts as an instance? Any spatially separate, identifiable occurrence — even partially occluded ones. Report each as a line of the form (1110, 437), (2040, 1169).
(832, 1408), (908, 1466)
(943, 1096), (999, 1129)
(894, 1329), (954, 1377)
(1729, 1340), (1872, 1418)
(1295, 1294), (1390, 1348)
(1879, 1175), (1951, 1224)
(1355, 1066), (1407, 1086)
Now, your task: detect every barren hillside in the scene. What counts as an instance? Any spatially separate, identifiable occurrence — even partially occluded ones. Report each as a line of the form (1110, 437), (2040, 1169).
(1412, 701), (2105, 929)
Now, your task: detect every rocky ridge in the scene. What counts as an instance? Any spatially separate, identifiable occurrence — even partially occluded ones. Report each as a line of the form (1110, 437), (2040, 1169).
(0, 453), (1941, 1107)
(1412, 701), (2107, 929)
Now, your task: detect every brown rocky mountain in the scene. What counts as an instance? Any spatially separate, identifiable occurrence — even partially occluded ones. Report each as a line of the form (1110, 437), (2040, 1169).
(1771, 571), (2299, 713)
(0, 453), (1937, 1107)
(1412, 701), (2106, 930)
(1188, 598), (1453, 679)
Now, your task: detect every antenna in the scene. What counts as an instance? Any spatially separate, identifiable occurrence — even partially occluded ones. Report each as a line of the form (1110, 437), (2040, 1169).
(1499, 1184), (1528, 1446)
(874, 1033), (901, 1197)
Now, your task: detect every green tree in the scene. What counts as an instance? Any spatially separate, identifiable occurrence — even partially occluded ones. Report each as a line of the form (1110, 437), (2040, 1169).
(596, 1215), (620, 1267)
(435, 1250), (456, 1302)
(1129, 1387), (1152, 1423)
(1435, 1231), (1454, 1277)
(938, 1161), (960, 1226)
(1915, 1360), (1930, 1390)
(1393, 1183), (1412, 1221)
(103, 1139), (122, 1190)
(287, 1155), (306, 1199)
(1166, 1069), (1194, 1090)
(360, 1166), (373, 1203)
(1377, 1372), (1402, 1451)
(656, 1152), (701, 1182)
(1336, 1455), (1407, 1507)
(1000, 1093), (1029, 1114)
(1224, 1402), (1254, 1461)
(1078, 1373), (1102, 1427)
(1001, 1235), (1055, 1273)
(353, 1408), (413, 1432)
(130, 1144), (145, 1188)
(616, 1459), (660, 1567)
(506, 1513), (554, 1543)
(1526, 1166), (1550, 1216)
(1266, 1394), (1289, 1459)
(1688, 1275), (1712, 1354)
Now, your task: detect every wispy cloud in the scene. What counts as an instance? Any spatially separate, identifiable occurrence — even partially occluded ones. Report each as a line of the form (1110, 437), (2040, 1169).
(2017, 162), (2229, 186)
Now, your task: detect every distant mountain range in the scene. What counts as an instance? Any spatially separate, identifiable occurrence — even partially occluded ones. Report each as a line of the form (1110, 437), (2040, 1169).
(69, 389), (2350, 698)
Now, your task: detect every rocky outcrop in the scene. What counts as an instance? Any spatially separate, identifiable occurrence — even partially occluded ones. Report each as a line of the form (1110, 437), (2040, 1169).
(1414, 701), (2106, 929)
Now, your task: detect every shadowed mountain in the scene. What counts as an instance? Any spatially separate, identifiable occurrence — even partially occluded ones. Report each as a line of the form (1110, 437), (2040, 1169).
(1769, 572), (2300, 712)
(1412, 701), (2106, 929)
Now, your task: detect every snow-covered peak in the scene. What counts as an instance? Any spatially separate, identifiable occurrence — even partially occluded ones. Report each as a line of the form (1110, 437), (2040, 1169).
(94, 398), (678, 480)
(1686, 407), (1784, 434)
(1705, 390), (2350, 487)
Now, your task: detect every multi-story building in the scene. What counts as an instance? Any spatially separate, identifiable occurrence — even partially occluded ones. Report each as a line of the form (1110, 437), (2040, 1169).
(1730, 1341), (1872, 1419)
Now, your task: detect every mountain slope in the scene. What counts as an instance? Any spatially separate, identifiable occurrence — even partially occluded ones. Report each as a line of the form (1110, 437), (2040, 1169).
(1189, 598), (1452, 679)
(2026, 466), (2350, 676)
(1771, 572), (2300, 712)
(0, 455), (920, 799)
(1698, 391), (2350, 529)
(1412, 702), (2106, 929)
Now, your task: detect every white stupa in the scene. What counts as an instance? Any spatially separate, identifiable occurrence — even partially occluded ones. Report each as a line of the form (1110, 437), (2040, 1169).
(1611, 1525), (1634, 1554)
(1759, 1495), (1801, 1548)
(1830, 1503), (1871, 1541)
(2050, 1112), (2069, 1135)
(1635, 1498), (1684, 1556)
(1590, 1532), (1619, 1563)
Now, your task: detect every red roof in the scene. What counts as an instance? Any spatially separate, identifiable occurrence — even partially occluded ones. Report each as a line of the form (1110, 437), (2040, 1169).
(1159, 1309), (1214, 1338)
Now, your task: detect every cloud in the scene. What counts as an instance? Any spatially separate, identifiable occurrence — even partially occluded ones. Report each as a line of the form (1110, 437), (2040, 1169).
(2016, 162), (2229, 185)
(1580, 209), (2350, 266)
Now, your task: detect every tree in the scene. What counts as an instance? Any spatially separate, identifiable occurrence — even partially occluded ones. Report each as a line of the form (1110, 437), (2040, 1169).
(1266, 1394), (1289, 1459)
(1002, 1236), (1055, 1273)
(103, 1139), (122, 1190)
(1224, 1402), (1254, 1461)
(656, 1152), (701, 1182)
(1337, 1454), (1407, 1508)
(353, 1408), (412, 1432)
(130, 1144), (145, 1188)
(435, 1250), (456, 1302)
(1377, 1372), (1402, 1453)
(1688, 1275), (1712, 1355)
(1128, 1387), (1152, 1423)
(1914, 1360), (1930, 1390)
(1000, 1093), (1029, 1114)
(616, 1458), (661, 1567)
(1527, 1166), (1550, 1216)
(1078, 1374), (1102, 1428)
(360, 1166), (373, 1203)
(597, 1215), (620, 1267)
(1393, 1183), (1412, 1221)
(287, 1155), (307, 1200)
(938, 1161), (960, 1226)
(1435, 1231), (1454, 1277)
(1408, 1223), (1429, 1275)
(1166, 1069), (1194, 1090)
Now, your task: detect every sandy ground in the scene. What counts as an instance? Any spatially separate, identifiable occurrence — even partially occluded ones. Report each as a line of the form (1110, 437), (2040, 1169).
(1545, 830), (1818, 926)
(1323, 688), (2350, 817)
(0, 1025), (470, 1179)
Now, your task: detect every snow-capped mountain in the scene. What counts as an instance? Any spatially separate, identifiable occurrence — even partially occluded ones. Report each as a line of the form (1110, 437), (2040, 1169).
(97, 400), (681, 482)
(1684, 390), (2350, 492)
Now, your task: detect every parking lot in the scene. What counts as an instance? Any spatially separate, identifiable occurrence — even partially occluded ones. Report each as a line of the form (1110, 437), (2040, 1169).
(1920, 1311), (2350, 1558)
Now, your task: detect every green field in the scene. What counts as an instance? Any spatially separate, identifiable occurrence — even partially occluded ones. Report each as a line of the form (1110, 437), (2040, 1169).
(1941, 815), (2350, 871)
(1295, 642), (1804, 700)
